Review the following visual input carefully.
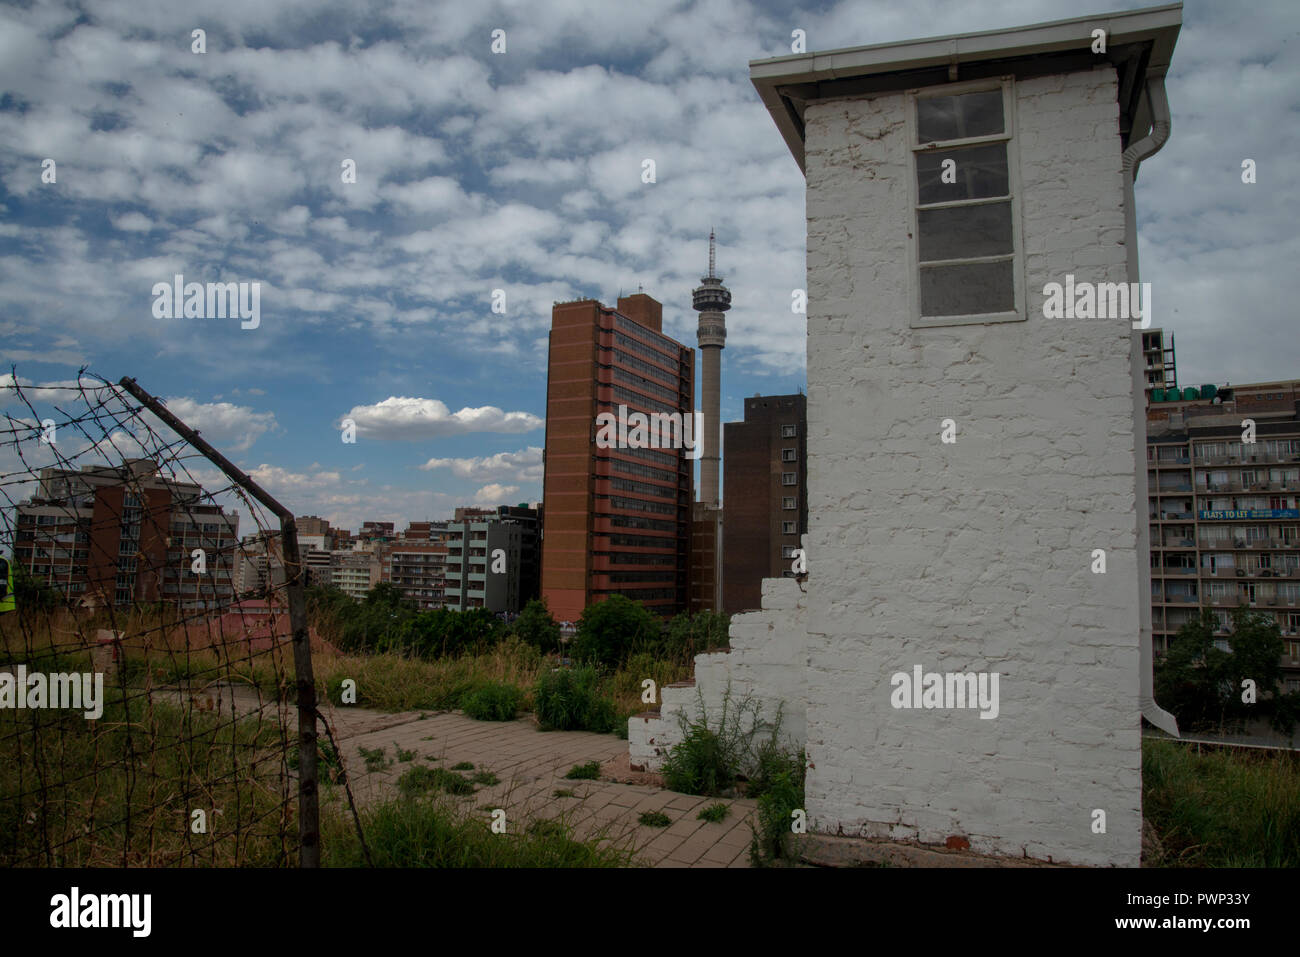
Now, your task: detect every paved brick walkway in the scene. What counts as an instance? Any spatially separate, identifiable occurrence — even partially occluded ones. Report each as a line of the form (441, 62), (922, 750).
(317, 703), (756, 867)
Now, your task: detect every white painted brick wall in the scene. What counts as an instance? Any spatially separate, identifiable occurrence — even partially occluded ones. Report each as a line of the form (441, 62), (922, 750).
(627, 577), (808, 771)
(801, 67), (1141, 866)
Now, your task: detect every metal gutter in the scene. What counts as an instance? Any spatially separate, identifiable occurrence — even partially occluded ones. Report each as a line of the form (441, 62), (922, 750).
(1122, 77), (1180, 737)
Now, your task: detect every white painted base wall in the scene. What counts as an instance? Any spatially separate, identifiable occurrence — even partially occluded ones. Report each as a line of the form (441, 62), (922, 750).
(628, 577), (807, 772)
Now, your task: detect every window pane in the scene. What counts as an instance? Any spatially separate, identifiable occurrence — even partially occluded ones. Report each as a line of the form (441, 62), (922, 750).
(916, 142), (1008, 204)
(917, 89), (1003, 142)
(920, 260), (1014, 316)
(918, 201), (1012, 261)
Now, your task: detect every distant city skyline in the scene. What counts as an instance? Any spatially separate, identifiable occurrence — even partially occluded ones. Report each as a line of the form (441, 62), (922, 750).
(2, 0), (1297, 531)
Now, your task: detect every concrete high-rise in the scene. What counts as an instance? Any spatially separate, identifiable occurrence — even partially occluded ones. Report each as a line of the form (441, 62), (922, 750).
(722, 394), (808, 614)
(541, 294), (695, 622)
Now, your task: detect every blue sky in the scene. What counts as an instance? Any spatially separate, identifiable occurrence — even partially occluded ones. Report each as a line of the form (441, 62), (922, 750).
(2, 0), (1298, 533)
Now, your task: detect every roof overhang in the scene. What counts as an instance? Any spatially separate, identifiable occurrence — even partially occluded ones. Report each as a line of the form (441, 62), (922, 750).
(750, 3), (1182, 173)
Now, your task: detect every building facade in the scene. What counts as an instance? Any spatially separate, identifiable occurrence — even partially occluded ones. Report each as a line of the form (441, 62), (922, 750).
(1142, 327), (1177, 400)
(443, 519), (523, 613)
(721, 394), (808, 614)
(1147, 380), (1300, 692)
(380, 541), (449, 610)
(13, 458), (238, 609)
(541, 294), (695, 621)
(631, 7), (1186, 868)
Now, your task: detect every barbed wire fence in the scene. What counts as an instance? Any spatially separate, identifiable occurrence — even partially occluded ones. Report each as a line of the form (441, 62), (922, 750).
(0, 367), (354, 866)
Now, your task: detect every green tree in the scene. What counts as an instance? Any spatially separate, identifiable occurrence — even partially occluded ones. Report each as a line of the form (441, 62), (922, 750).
(571, 595), (658, 668)
(513, 598), (561, 654)
(663, 611), (731, 659)
(1155, 607), (1286, 733)
(11, 561), (61, 615)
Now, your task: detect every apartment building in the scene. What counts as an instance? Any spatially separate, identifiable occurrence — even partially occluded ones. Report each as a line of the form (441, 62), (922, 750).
(721, 394), (808, 614)
(1141, 327), (1177, 400)
(12, 458), (238, 609)
(495, 505), (542, 605)
(443, 519), (523, 613)
(1148, 389), (1300, 691)
(541, 293), (695, 621)
(332, 548), (380, 601)
(379, 541), (449, 610)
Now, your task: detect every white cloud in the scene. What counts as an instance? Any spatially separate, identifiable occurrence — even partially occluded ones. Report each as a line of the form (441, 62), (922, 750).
(418, 446), (543, 482)
(342, 397), (543, 440)
(473, 482), (520, 505)
(111, 211), (153, 232)
(153, 397), (278, 453)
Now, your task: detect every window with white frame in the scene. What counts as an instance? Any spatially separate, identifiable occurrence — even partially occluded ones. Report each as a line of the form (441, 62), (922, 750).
(907, 79), (1022, 327)
(781, 448), (797, 462)
(782, 496), (796, 510)
(781, 472), (797, 486)
(782, 521), (796, 535)
(781, 424), (797, 438)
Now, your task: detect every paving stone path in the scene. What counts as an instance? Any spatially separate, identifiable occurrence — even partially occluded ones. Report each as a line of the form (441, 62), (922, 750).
(317, 702), (757, 868)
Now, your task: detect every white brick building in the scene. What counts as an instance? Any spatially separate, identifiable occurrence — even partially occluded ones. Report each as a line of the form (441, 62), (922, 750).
(634, 5), (1183, 867)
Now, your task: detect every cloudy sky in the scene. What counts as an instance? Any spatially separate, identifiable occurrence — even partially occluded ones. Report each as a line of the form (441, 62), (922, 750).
(2, 0), (1297, 533)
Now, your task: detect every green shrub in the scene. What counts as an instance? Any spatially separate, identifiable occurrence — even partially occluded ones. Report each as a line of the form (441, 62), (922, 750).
(534, 665), (618, 733)
(461, 681), (523, 721)
(638, 811), (671, 828)
(321, 797), (636, 867)
(394, 744), (416, 763)
(359, 746), (391, 773)
(451, 761), (474, 771)
(471, 771), (500, 787)
(750, 766), (804, 867)
(571, 595), (658, 668)
(553, 788), (576, 798)
(660, 690), (765, 797)
(397, 765), (475, 798)
(748, 741), (806, 801)
(698, 803), (729, 823)
(565, 761), (602, 780)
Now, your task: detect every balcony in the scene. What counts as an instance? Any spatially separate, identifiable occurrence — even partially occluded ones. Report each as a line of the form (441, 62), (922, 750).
(1157, 567), (1196, 576)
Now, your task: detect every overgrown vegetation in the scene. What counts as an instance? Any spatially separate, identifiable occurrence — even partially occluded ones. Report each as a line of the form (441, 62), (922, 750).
(655, 690), (806, 866)
(698, 803), (729, 823)
(397, 765), (475, 798)
(534, 665), (618, 732)
(359, 746), (391, 773)
(749, 753), (806, 867)
(0, 695), (293, 866)
(320, 795), (637, 867)
(638, 811), (671, 828)
(660, 690), (770, 797)
(565, 761), (602, 780)
(1142, 738), (1300, 867)
(460, 681), (524, 721)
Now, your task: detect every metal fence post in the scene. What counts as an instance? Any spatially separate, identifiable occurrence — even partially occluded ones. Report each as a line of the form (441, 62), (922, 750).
(117, 376), (320, 867)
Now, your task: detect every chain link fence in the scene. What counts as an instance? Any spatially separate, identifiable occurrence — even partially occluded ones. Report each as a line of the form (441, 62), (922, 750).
(0, 369), (330, 866)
